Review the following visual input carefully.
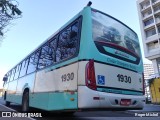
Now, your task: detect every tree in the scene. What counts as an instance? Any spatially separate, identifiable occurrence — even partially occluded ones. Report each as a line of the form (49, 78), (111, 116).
(0, 0), (22, 41)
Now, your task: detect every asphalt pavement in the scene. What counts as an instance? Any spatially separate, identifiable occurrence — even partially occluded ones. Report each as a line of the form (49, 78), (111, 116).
(0, 97), (160, 120)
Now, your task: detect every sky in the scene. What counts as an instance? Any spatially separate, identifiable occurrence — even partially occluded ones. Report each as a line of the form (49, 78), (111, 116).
(0, 0), (152, 88)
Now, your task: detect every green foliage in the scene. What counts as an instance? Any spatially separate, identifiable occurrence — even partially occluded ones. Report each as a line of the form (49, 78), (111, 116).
(0, 0), (22, 40)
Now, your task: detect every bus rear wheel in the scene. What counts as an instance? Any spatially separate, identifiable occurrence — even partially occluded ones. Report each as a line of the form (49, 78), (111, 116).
(4, 91), (10, 106)
(62, 111), (75, 116)
(22, 91), (29, 112)
(5, 101), (10, 106)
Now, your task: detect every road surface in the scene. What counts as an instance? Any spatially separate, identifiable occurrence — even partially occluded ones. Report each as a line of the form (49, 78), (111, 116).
(0, 97), (160, 120)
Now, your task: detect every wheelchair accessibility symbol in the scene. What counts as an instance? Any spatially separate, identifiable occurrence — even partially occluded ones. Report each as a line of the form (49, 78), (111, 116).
(97, 75), (105, 85)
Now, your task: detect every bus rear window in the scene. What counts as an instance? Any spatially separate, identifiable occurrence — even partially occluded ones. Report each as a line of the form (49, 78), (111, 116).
(92, 10), (141, 58)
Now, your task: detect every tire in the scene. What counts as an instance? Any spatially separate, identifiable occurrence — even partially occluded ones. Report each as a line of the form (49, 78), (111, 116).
(4, 91), (10, 106)
(5, 101), (10, 106)
(22, 91), (29, 112)
(4, 91), (7, 100)
(62, 111), (75, 116)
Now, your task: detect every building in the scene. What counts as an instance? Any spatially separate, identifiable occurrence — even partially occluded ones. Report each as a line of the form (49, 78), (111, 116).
(137, 0), (160, 75)
(143, 64), (154, 102)
(144, 63), (154, 80)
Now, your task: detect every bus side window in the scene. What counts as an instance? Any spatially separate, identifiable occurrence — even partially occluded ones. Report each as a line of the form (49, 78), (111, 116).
(70, 22), (78, 39)
(56, 21), (79, 62)
(38, 44), (53, 69)
(49, 38), (57, 63)
(57, 31), (69, 61)
(14, 64), (21, 80)
(19, 59), (29, 77)
(27, 51), (39, 74)
(10, 68), (16, 81)
(69, 22), (79, 54)
(7, 71), (11, 82)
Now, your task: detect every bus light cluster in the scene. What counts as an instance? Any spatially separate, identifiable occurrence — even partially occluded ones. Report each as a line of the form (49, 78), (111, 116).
(85, 59), (97, 90)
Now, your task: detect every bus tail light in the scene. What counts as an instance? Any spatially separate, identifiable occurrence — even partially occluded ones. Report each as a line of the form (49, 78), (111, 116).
(85, 59), (97, 90)
(142, 73), (145, 95)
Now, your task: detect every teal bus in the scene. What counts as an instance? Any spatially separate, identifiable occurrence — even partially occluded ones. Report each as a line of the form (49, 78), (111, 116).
(2, 4), (145, 112)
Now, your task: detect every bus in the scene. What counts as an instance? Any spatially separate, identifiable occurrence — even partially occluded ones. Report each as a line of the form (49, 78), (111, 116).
(2, 4), (145, 113)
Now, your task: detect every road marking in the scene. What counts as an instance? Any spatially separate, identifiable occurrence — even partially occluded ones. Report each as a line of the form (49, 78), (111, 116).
(0, 104), (16, 111)
(0, 104), (36, 120)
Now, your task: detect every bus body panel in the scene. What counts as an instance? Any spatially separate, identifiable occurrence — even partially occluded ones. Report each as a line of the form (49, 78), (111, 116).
(16, 73), (36, 94)
(77, 61), (145, 109)
(29, 92), (78, 111)
(78, 61), (143, 94)
(77, 61), (87, 85)
(6, 80), (18, 103)
(5, 73), (36, 104)
(94, 62), (143, 93)
(7, 80), (17, 94)
(34, 63), (78, 92)
(78, 86), (144, 109)
(29, 62), (79, 110)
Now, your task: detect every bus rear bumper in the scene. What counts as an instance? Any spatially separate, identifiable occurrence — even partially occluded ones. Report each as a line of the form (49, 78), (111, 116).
(78, 86), (145, 110)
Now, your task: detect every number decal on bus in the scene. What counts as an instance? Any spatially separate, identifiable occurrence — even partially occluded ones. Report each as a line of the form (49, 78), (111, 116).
(117, 74), (131, 83)
(62, 72), (74, 82)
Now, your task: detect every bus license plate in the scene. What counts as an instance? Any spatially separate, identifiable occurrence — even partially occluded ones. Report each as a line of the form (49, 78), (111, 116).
(120, 99), (131, 106)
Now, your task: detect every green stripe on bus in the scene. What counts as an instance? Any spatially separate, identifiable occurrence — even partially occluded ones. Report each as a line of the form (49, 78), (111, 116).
(29, 92), (78, 111)
(97, 87), (143, 95)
